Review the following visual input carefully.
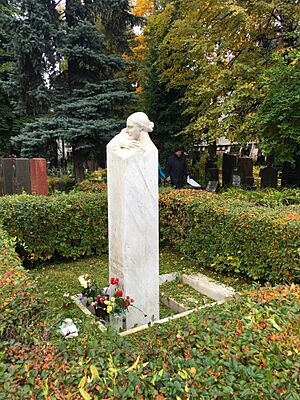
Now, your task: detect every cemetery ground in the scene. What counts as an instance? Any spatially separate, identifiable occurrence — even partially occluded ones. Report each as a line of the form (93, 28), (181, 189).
(0, 188), (299, 399)
(29, 249), (250, 329)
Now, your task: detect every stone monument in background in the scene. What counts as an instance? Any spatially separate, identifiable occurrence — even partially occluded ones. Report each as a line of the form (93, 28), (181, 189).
(30, 158), (49, 195)
(15, 158), (31, 194)
(0, 157), (48, 196)
(107, 112), (159, 329)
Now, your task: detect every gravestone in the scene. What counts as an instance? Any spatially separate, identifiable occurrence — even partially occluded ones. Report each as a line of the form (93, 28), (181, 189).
(206, 180), (219, 192)
(281, 161), (298, 187)
(206, 167), (219, 182)
(30, 158), (48, 195)
(15, 158), (31, 194)
(222, 153), (237, 186)
(107, 112), (159, 329)
(0, 158), (3, 195)
(259, 166), (278, 188)
(2, 158), (16, 194)
(237, 157), (254, 187)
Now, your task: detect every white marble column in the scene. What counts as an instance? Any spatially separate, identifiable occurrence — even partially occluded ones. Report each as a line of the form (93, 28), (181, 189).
(107, 116), (159, 329)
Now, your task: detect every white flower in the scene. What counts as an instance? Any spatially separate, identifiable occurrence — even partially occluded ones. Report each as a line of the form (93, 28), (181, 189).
(78, 275), (89, 288)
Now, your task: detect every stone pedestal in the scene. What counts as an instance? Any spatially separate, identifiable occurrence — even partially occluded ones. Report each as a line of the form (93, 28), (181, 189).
(30, 158), (48, 195)
(107, 143), (159, 330)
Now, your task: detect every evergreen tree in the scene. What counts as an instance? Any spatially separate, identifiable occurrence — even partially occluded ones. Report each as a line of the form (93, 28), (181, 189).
(0, 0), (16, 155)
(15, 0), (135, 181)
(5, 0), (59, 117)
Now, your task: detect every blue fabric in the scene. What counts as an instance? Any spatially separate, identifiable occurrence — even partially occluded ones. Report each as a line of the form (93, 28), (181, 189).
(158, 163), (166, 180)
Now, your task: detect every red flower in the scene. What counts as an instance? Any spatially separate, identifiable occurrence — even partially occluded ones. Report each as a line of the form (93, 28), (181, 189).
(110, 277), (119, 285)
(130, 298), (134, 303)
(116, 290), (123, 297)
(126, 295), (130, 299)
(125, 301), (129, 307)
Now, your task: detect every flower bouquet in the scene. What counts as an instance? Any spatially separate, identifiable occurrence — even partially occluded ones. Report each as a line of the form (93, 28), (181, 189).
(78, 275), (135, 329)
(77, 274), (101, 311)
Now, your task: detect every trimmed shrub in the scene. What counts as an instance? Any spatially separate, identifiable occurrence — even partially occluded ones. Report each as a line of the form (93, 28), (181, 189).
(0, 227), (42, 342)
(0, 192), (108, 262)
(0, 189), (299, 282)
(160, 190), (300, 283)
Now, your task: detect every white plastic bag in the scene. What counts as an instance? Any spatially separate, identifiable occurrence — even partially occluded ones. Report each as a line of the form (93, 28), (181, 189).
(60, 318), (78, 338)
(187, 176), (201, 188)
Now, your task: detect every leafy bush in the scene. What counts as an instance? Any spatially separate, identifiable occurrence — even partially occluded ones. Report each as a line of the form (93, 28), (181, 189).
(160, 190), (300, 283)
(0, 285), (299, 399)
(0, 192), (108, 262)
(74, 169), (107, 192)
(0, 227), (42, 342)
(220, 187), (300, 207)
(48, 175), (76, 193)
(0, 189), (299, 282)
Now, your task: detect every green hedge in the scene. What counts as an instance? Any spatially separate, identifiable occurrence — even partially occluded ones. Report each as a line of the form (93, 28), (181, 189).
(160, 190), (300, 283)
(0, 190), (299, 282)
(0, 192), (108, 262)
(0, 227), (42, 342)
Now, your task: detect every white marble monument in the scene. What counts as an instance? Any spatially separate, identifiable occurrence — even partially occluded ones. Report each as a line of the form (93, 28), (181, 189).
(107, 112), (159, 329)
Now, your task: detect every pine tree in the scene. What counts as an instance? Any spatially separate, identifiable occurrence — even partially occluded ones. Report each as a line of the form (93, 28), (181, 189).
(15, 0), (135, 181)
(0, 0), (16, 154)
(5, 0), (59, 117)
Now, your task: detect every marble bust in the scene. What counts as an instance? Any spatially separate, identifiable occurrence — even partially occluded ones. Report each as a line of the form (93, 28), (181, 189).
(108, 112), (154, 152)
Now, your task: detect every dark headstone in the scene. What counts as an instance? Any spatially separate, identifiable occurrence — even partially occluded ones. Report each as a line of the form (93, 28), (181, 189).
(2, 158), (16, 194)
(295, 155), (300, 187)
(15, 158), (31, 194)
(222, 153), (237, 186)
(0, 158), (3, 195)
(206, 180), (219, 192)
(206, 167), (219, 181)
(237, 157), (254, 187)
(281, 162), (298, 187)
(30, 158), (48, 195)
(259, 166), (278, 188)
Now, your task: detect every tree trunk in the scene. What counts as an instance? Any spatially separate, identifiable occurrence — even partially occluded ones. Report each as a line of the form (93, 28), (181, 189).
(73, 148), (85, 183)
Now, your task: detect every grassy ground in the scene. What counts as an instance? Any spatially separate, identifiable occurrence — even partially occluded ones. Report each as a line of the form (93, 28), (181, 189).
(29, 248), (252, 329)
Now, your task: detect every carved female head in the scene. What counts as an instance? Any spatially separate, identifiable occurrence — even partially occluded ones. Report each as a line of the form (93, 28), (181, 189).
(126, 112), (154, 141)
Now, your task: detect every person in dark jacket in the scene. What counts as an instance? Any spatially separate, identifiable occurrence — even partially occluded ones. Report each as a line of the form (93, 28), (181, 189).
(166, 149), (188, 188)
